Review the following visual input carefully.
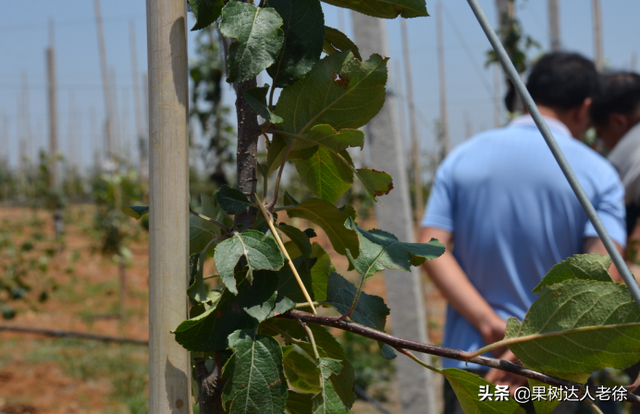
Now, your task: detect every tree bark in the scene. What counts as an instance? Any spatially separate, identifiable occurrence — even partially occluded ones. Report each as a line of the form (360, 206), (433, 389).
(194, 357), (226, 414)
(232, 78), (259, 230)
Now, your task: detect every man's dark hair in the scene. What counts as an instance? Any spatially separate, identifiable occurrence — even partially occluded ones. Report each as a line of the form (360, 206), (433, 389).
(526, 52), (600, 111)
(590, 71), (640, 126)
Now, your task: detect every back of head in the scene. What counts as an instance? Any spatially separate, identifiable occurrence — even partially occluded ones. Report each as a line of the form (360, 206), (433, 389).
(590, 71), (640, 126)
(526, 52), (600, 111)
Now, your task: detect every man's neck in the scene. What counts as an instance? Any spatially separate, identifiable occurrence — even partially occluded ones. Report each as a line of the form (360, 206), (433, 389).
(534, 105), (585, 139)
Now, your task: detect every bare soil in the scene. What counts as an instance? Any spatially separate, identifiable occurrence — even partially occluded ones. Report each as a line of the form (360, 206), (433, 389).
(0, 205), (446, 414)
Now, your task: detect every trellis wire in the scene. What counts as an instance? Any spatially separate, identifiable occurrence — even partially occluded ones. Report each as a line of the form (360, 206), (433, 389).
(466, 0), (640, 310)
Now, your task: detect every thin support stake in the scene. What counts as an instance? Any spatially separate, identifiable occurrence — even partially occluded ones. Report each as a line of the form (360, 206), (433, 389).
(466, 0), (640, 310)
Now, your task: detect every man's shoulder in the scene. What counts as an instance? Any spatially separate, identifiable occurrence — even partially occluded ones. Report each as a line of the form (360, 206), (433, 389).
(609, 123), (640, 165)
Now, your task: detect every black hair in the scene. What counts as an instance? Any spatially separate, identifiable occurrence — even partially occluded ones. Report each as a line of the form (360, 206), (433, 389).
(590, 71), (640, 126)
(526, 52), (600, 111)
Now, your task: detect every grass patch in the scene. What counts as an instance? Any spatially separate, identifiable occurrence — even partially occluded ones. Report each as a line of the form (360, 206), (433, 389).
(25, 338), (148, 413)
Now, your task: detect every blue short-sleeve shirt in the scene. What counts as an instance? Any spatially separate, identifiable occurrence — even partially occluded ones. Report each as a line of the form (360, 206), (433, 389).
(422, 115), (626, 370)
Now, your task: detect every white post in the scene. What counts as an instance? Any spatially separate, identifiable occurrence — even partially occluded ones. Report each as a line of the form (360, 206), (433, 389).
(436, 3), (451, 156)
(146, 0), (191, 412)
(548, 0), (561, 52)
(592, 0), (604, 70)
(94, 0), (115, 157)
(352, 11), (437, 414)
(400, 19), (423, 221)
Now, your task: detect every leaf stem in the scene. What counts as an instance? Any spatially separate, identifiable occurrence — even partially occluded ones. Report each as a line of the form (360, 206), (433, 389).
(273, 205), (295, 212)
(202, 274), (220, 281)
(467, 322), (640, 359)
(340, 267), (366, 320)
(254, 193), (317, 314)
(266, 140), (295, 211)
(395, 347), (441, 374)
(585, 399), (604, 414)
(294, 301), (323, 310)
(261, 134), (269, 201)
(268, 83), (276, 112)
(298, 319), (320, 360)
(189, 207), (231, 234)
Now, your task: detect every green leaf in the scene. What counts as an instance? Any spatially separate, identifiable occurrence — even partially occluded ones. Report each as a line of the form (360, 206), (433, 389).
(285, 198), (359, 257)
(275, 51), (388, 135)
(441, 368), (521, 414)
(302, 124), (365, 152)
(266, 0), (325, 88)
(347, 223), (445, 279)
(323, 26), (361, 61)
(378, 343), (397, 359)
(532, 253), (613, 293)
(355, 168), (393, 198)
(294, 147), (353, 204)
(188, 239), (217, 304)
(222, 330), (288, 414)
(286, 125), (366, 203)
(1, 305), (15, 320)
(310, 243), (334, 302)
(262, 320), (356, 408)
(219, 2), (285, 83)
(190, 195), (225, 255)
(312, 358), (349, 414)
(528, 379), (561, 414)
(286, 392), (314, 414)
(326, 272), (389, 330)
(214, 230), (285, 294)
(245, 85), (284, 124)
(321, 0), (429, 19)
(504, 279), (640, 382)
(276, 257), (314, 304)
(189, 0), (225, 31)
(266, 134), (321, 175)
(278, 223), (313, 266)
(122, 205), (148, 220)
(284, 350), (322, 393)
(174, 272), (293, 351)
(215, 184), (254, 215)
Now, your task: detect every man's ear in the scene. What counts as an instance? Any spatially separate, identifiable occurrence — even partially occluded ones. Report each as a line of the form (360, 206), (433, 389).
(568, 98), (592, 138)
(608, 112), (629, 133)
(577, 98), (593, 125)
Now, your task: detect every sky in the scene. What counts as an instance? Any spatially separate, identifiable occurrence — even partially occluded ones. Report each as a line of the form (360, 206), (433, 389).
(1, 0), (639, 174)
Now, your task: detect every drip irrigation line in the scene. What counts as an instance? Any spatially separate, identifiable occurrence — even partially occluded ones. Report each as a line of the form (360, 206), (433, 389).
(0, 325), (148, 346)
(465, 0), (640, 311)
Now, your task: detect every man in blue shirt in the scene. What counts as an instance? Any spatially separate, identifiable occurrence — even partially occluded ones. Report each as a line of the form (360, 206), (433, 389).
(419, 52), (626, 412)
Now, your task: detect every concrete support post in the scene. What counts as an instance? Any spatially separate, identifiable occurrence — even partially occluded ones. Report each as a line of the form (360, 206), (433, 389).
(351, 12), (437, 414)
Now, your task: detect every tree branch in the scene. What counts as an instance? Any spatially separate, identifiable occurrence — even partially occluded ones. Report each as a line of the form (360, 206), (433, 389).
(194, 356), (226, 414)
(221, 35), (259, 230)
(275, 310), (640, 406)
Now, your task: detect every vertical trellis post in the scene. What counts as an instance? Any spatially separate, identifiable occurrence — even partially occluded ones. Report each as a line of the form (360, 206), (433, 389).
(351, 12), (437, 414)
(146, 0), (191, 412)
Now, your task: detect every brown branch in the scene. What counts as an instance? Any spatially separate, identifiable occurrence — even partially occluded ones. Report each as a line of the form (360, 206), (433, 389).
(220, 33), (259, 231)
(194, 356), (226, 414)
(276, 310), (640, 406)
(0, 325), (148, 346)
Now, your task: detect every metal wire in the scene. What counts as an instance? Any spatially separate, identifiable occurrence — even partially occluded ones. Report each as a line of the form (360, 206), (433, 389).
(466, 0), (640, 310)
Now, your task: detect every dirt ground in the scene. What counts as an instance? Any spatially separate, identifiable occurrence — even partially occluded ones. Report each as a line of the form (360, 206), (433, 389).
(0, 205), (447, 414)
